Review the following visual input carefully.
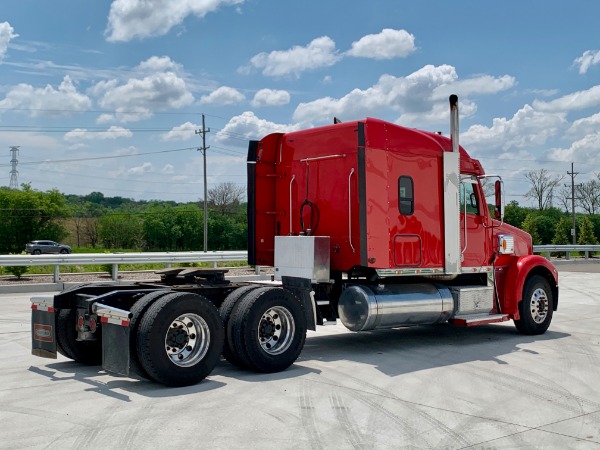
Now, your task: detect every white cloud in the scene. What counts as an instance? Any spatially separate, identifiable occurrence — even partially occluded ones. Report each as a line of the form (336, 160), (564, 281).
(162, 121), (200, 141)
(137, 55), (183, 73)
(90, 57), (194, 122)
(247, 36), (341, 78)
(347, 29), (416, 60)
(573, 50), (600, 75)
(63, 126), (132, 142)
(547, 132), (600, 164)
(127, 161), (153, 175)
(200, 86), (245, 105)
(251, 89), (290, 107)
(397, 99), (478, 128)
(215, 111), (300, 145)
(0, 22), (18, 62)
(533, 85), (600, 112)
(567, 112), (600, 139)
(461, 104), (567, 152)
(433, 74), (515, 99)
(0, 75), (91, 117)
(162, 164), (175, 174)
(105, 0), (245, 42)
(293, 64), (513, 125)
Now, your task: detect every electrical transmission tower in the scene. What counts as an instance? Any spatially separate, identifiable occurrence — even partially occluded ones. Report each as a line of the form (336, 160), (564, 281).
(9, 146), (20, 189)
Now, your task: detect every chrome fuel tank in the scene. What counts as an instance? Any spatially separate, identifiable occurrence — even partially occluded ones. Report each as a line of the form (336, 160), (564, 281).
(338, 283), (455, 331)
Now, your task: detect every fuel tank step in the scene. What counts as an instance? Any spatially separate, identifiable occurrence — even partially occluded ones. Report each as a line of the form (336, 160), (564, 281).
(448, 313), (510, 327)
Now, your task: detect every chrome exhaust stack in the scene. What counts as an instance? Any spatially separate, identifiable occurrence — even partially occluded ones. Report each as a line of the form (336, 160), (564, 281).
(449, 94), (459, 153)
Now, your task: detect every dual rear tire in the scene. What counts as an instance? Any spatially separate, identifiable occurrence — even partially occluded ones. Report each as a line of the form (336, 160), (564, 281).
(134, 292), (224, 387)
(220, 286), (307, 373)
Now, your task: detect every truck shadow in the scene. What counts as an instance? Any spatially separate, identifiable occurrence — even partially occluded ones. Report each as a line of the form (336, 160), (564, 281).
(292, 323), (569, 378)
(28, 323), (569, 399)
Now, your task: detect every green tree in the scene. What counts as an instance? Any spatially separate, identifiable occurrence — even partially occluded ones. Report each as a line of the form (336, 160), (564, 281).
(504, 200), (529, 228)
(98, 213), (144, 249)
(578, 216), (599, 245)
(0, 185), (69, 253)
(143, 205), (203, 251)
(521, 214), (541, 245)
(588, 215), (600, 242)
(552, 217), (572, 245)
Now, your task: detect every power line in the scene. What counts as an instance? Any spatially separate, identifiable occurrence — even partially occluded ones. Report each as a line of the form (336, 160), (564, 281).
(0, 146), (196, 167)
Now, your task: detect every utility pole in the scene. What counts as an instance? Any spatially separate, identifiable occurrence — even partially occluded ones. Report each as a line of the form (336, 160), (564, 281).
(9, 146), (19, 189)
(195, 114), (210, 252)
(567, 162), (578, 244)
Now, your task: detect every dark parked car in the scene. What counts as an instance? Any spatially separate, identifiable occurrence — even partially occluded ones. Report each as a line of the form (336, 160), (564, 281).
(25, 240), (72, 255)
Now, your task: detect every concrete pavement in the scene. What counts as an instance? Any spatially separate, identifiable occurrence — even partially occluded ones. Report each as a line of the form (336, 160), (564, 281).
(1, 271), (599, 449)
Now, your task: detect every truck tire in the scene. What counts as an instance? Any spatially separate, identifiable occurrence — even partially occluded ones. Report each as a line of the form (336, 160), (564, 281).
(56, 308), (102, 365)
(229, 287), (306, 373)
(219, 285), (260, 368)
(129, 290), (171, 380)
(514, 275), (554, 335)
(55, 309), (74, 360)
(136, 292), (224, 387)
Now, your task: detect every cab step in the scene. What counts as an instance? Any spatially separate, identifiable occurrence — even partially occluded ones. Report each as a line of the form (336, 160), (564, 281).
(448, 313), (510, 327)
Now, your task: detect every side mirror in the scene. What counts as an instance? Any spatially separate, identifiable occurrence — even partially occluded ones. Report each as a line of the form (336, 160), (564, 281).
(494, 180), (504, 220)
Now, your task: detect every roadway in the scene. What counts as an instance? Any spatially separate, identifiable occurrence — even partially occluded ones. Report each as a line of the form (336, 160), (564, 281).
(1, 267), (599, 449)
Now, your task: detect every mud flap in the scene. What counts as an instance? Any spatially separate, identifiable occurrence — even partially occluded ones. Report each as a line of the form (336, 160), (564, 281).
(93, 303), (132, 376)
(281, 276), (317, 331)
(31, 296), (57, 359)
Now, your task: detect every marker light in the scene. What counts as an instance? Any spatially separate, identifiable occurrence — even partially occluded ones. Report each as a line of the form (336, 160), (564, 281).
(498, 234), (515, 255)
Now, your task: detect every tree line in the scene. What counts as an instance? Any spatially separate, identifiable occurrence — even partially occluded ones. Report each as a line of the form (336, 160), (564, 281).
(2, 170), (599, 256)
(513, 168), (600, 246)
(0, 182), (247, 254)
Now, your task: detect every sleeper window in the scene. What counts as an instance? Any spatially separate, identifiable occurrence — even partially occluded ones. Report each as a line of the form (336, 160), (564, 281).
(398, 176), (414, 215)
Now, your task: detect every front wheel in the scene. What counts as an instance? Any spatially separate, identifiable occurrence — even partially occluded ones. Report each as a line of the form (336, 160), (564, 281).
(514, 275), (554, 335)
(136, 292), (224, 387)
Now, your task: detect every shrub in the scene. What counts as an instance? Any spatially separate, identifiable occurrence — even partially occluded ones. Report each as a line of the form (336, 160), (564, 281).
(6, 265), (28, 279)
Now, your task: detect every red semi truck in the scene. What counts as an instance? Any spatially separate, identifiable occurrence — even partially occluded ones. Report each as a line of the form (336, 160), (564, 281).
(31, 95), (558, 386)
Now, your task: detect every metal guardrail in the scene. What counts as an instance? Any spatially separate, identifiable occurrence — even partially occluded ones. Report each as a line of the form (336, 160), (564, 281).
(0, 251), (249, 282)
(533, 245), (600, 260)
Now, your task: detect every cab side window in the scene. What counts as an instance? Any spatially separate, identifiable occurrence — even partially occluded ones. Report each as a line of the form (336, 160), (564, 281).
(460, 179), (479, 215)
(398, 176), (414, 215)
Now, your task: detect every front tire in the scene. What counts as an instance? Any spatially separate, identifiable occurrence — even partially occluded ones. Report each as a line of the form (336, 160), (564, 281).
(136, 292), (224, 387)
(229, 287), (306, 373)
(514, 275), (554, 335)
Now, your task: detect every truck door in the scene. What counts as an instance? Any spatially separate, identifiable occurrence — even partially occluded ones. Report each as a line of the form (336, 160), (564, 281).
(460, 176), (491, 269)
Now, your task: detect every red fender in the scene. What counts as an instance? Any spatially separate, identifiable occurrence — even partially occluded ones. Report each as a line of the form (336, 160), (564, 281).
(501, 255), (559, 320)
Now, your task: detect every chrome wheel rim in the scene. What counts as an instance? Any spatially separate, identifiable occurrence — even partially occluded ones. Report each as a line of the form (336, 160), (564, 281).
(258, 306), (295, 355)
(164, 313), (210, 367)
(529, 288), (548, 324)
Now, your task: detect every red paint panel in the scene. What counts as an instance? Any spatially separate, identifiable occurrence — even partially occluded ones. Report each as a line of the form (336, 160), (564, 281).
(393, 235), (422, 266)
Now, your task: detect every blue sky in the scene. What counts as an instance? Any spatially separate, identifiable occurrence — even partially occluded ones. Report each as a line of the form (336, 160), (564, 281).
(1, 0), (599, 205)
